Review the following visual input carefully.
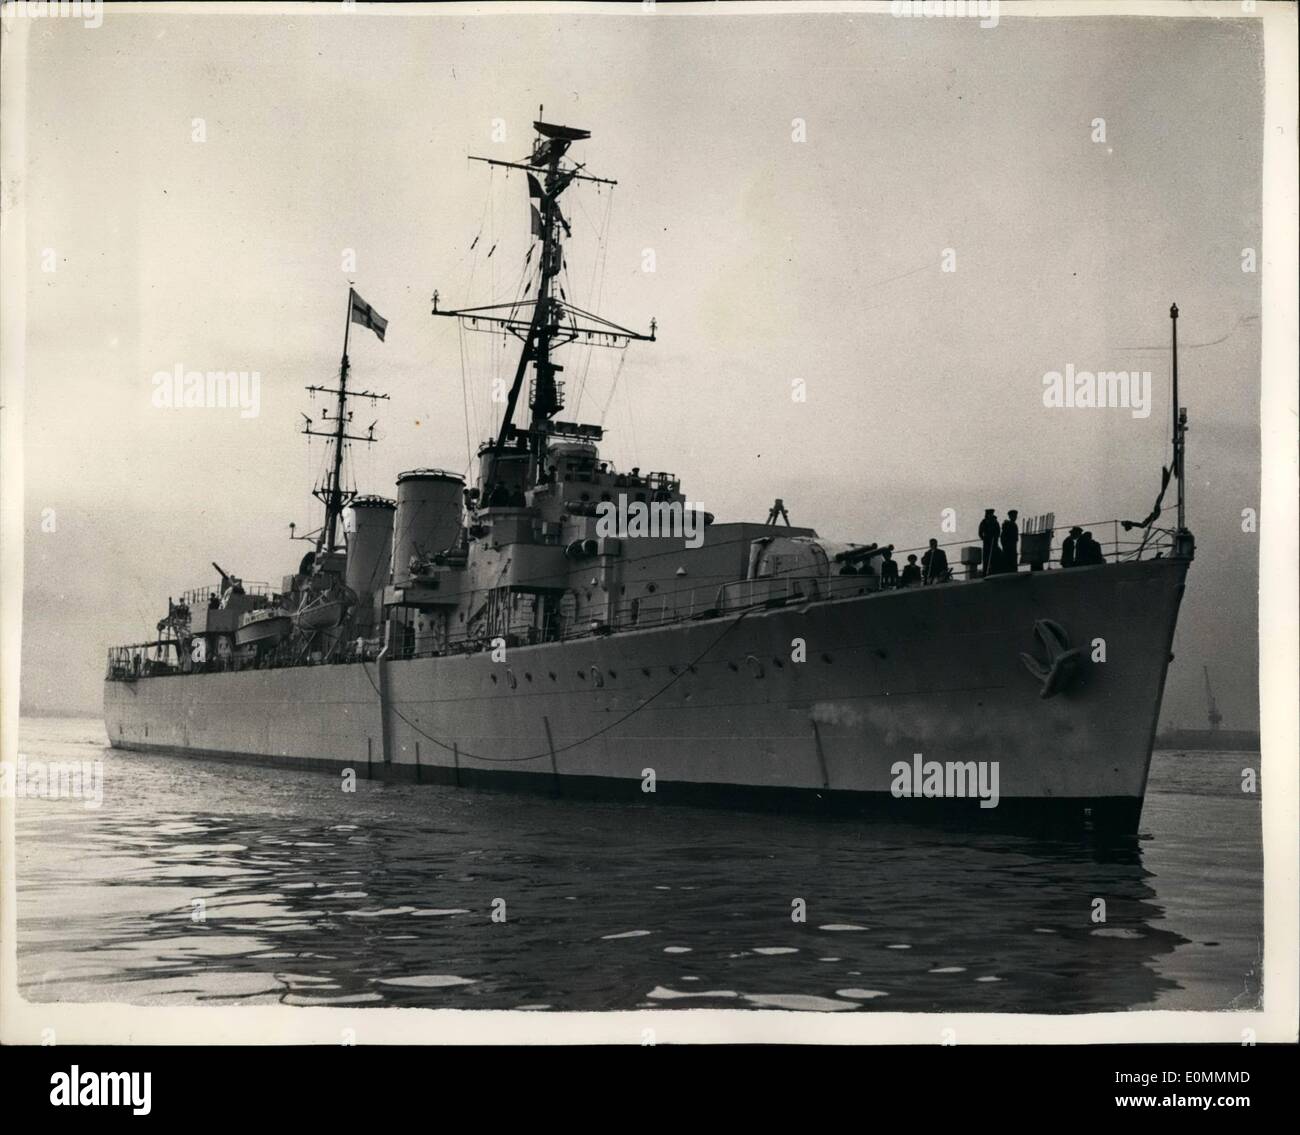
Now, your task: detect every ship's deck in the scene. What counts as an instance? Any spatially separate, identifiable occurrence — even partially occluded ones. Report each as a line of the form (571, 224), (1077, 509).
(107, 519), (1185, 682)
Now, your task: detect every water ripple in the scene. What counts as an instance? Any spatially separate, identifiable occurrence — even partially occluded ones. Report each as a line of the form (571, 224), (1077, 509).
(14, 720), (1263, 1012)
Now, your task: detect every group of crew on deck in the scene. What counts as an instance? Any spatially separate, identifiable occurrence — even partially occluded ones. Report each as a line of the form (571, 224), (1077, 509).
(837, 539), (951, 588)
(838, 508), (1108, 590)
(980, 509), (1104, 574)
(1060, 525), (1106, 568)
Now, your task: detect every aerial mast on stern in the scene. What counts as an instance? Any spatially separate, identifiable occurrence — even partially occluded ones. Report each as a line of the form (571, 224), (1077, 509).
(1169, 302), (1194, 559)
(1171, 303), (1185, 532)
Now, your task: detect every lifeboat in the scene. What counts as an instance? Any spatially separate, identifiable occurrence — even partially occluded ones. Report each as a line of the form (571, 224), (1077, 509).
(294, 585), (355, 631)
(235, 607), (292, 649)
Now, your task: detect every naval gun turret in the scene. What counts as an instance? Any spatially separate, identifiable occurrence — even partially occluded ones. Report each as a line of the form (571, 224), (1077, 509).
(211, 562), (246, 605)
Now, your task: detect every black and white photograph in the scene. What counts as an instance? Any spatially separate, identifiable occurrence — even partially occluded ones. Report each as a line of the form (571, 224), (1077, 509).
(1, 0), (1296, 1078)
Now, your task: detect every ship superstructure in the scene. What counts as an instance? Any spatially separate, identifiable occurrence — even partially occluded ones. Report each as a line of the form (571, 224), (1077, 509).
(105, 119), (1196, 833)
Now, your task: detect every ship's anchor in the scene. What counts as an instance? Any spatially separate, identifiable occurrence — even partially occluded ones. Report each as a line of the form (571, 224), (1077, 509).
(1019, 618), (1083, 699)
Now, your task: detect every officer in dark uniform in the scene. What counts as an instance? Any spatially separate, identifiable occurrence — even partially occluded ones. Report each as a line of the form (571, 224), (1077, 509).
(999, 509), (1020, 573)
(978, 509), (999, 576)
(1061, 526), (1083, 568)
(879, 548), (899, 588)
(921, 538), (950, 584)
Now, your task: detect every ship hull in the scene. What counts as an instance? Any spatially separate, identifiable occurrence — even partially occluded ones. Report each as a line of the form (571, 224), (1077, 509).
(104, 557), (1188, 832)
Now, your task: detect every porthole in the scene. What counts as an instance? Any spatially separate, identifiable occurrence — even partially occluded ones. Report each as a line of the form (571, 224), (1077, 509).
(822, 653), (833, 664)
(647, 583), (657, 594)
(668, 664), (679, 675)
(524, 672), (533, 682)
(577, 670), (586, 680)
(490, 673), (498, 684)
(728, 661), (739, 672)
(773, 657), (784, 669)
(549, 671), (557, 681)
(641, 667), (651, 677)
(608, 669), (618, 679)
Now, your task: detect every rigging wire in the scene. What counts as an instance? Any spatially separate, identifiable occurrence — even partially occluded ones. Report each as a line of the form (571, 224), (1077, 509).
(446, 167), (495, 459)
(571, 187), (616, 420)
(472, 175), (537, 440)
(486, 167), (497, 435)
(597, 346), (629, 432)
(454, 168), (627, 440)
(486, 242), (539, 437)
(457, 319), (475, 467)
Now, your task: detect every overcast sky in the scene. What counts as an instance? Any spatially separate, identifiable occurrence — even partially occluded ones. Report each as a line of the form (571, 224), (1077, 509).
(16, 6), (1263, 728)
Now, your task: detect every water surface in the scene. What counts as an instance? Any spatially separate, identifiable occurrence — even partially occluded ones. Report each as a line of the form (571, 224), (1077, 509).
(15, 716), (1262, 1012)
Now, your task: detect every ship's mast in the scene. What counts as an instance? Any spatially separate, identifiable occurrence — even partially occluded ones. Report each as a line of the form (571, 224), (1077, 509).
(433, 114), (655, 491)
(301, 286), (389, 554)
(1171, 303), (1186, 532)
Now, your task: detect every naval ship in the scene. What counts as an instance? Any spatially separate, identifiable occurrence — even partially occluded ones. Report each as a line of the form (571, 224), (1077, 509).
(104, 119), (1195, 832)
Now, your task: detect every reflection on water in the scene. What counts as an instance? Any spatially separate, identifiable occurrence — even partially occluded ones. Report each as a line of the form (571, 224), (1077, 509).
(15, 718), (1262, 1012)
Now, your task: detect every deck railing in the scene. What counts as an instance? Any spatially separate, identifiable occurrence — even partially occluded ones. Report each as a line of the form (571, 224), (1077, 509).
(108, 518), (1181, 678)
(178, 581), (274, 608)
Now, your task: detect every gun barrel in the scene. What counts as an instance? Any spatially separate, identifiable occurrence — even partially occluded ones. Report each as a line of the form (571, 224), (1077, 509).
(834, 543), (879, 563)
(834, 542), (896, 564)
(212, 561), (231, 581)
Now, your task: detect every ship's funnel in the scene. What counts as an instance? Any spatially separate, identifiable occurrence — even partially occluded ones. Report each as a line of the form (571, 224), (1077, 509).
(393, 469), (465, 585)
(343, 495), (396, 603)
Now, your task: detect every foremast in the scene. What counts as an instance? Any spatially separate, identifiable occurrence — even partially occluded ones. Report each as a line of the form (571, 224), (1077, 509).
(300, 287), (389, 555)
(432, 116), (655, 492)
